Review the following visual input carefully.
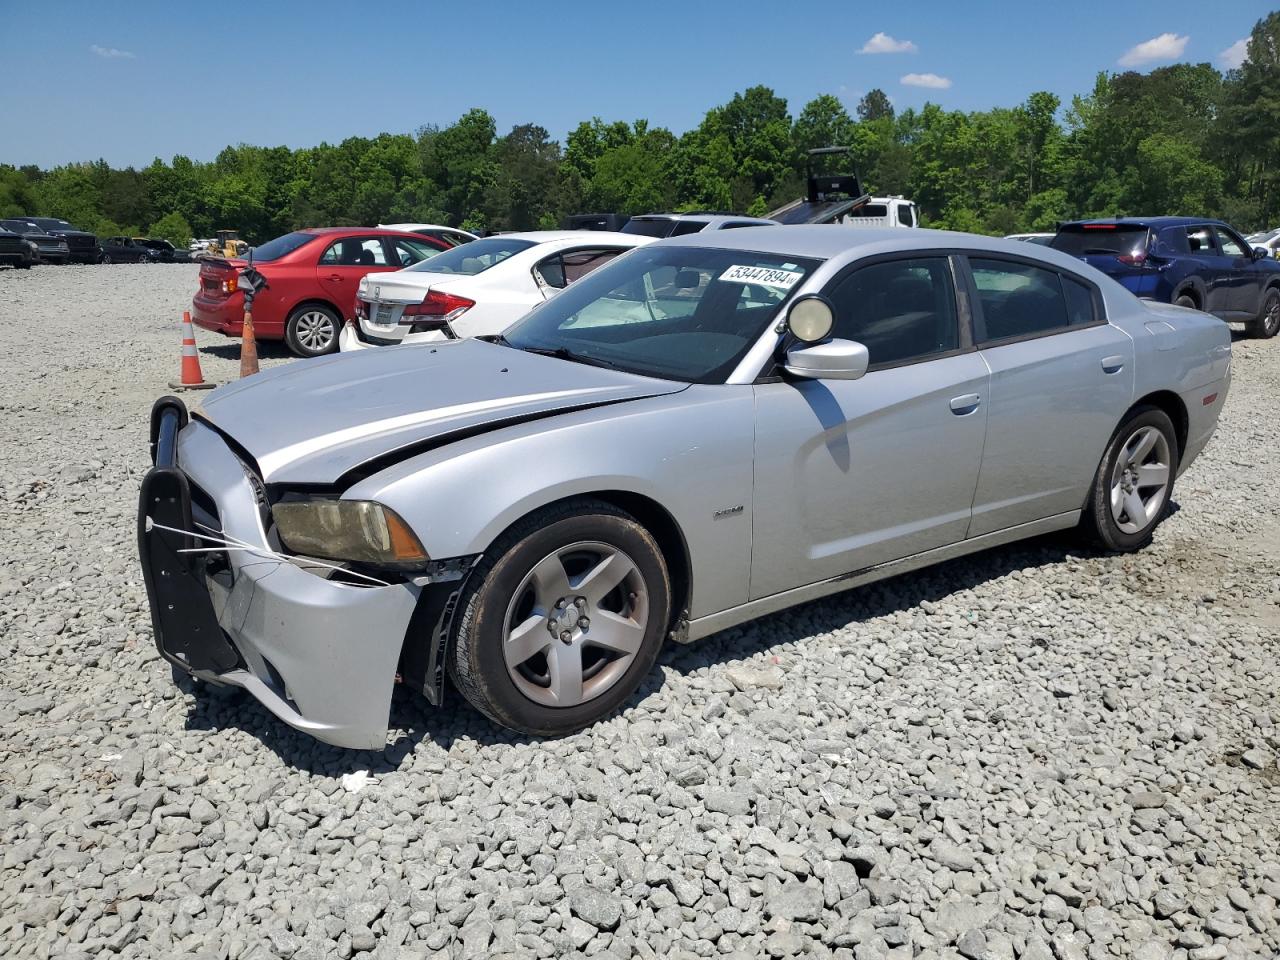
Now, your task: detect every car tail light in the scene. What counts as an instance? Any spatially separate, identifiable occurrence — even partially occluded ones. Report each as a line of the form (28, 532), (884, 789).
(223, 275), (238, 293)
(400, 289), (474, 321)
(1117, 252), (1147, 267)
(354, 298), (368, 320)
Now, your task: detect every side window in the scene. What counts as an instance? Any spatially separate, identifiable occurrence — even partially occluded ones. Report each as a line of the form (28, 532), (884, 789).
(1062, 276), (1097, 327)
(1156, 227), (1189, 255)
(671, 220), (706, 237)
(1213, 227), (1246, 258)
(969, 258), (1076, 342)
(534, 255), (566, 289)
(1185, 226), (1215, 255)
(562, 248), (623, 284)
(826, 257), (959, 367)
(392, 238), (442, 267)
(536, 248), (627, 289)
(320, 237), (388, 266)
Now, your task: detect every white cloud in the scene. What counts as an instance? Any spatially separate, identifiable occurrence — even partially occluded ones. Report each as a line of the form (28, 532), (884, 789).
(900, 73), (952, 90)
(858, 32), (918, 55)
(1219, 38), (1248, 69)
(90, 44), (135, 60)
(1118, 33), (1188, 67)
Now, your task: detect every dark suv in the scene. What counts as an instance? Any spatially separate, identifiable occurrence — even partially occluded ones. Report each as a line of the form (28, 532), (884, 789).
(18, 217), (101, 264)
(1051, 217), (1280, 338)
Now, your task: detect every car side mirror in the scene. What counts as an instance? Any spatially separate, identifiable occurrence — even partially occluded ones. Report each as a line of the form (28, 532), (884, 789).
(783, 339), (870, 381)
(1254, 246), (1270, 260)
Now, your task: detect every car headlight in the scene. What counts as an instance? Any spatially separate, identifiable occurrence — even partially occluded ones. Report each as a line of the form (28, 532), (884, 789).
(271, 499), (429, 569)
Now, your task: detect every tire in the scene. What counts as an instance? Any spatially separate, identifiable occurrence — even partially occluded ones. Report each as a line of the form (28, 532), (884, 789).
(1246, 286), (1280, 339)
(449, 498), (671, 736)
(100, 254), (112, 264)
(1081, 405), (1179, 552)
(1173, 291), (1197, 309)
(284, 304), (341, 357)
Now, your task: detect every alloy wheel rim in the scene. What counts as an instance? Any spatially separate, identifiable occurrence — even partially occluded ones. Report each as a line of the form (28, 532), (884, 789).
(1266, 293), (1280, 335)
(1109, 426), (1171, 535)
(296, 312), (335, 351)
(501, 540), (648, 708)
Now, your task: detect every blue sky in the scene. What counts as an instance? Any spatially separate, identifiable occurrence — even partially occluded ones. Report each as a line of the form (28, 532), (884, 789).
(2, 1), (1272, 168)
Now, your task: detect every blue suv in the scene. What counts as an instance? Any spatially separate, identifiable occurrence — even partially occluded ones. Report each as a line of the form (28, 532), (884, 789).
(1051, 216), (1280, 338)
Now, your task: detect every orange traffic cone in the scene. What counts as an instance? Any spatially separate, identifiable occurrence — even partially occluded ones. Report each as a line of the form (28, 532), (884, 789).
(169, 311), (215, 390)
(239, 308), (260, 378)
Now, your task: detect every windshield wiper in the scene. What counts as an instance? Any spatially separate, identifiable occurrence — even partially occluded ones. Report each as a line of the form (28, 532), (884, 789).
(518, 344), (622, 370)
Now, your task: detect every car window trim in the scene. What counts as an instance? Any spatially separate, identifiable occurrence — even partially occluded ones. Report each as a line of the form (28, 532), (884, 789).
(958, 252), (1108, 349)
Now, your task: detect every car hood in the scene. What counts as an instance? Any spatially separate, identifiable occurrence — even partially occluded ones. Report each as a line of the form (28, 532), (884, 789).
(195, 338), (685, 485)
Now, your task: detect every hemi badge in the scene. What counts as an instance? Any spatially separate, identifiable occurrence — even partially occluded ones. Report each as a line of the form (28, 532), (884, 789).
(1202, 393), (1217, 406)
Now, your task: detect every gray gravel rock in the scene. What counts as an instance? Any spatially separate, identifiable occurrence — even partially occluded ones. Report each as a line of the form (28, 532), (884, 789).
(1, 265), (1278, 960)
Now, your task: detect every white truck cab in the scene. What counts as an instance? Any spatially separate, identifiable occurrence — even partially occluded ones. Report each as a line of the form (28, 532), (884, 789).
(840, 196), (918, 229)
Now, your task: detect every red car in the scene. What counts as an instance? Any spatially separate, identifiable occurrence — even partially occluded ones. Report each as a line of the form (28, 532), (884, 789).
(191, 228), (449, 357)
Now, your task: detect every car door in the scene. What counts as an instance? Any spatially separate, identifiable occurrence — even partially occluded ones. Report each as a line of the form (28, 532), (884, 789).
(1213, 226), (1262, 316)
(750, 254), (990, 600)
(963, 255), (1134, 538)
(316, 236), (400, 315)
(1183, 225), (1235, 317)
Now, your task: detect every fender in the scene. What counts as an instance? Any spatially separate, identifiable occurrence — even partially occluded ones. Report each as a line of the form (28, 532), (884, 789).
(345, 385), (758, 623)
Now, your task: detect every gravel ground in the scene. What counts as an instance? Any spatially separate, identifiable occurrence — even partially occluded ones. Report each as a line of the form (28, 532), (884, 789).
(0, 263), (1277, 960)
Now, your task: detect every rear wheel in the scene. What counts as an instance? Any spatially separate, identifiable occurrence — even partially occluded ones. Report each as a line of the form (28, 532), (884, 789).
(1173, 291), (1197, 309)
(449, 499), (670, 736)
(1247, 287), (1280, 339)
(285, 304), (340, 357)
(1081, 406), (1178, 552)
(100, 253), (112, 265)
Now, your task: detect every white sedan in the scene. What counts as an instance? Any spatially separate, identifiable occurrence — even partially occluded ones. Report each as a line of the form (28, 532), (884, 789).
(339, 231), (654, 350)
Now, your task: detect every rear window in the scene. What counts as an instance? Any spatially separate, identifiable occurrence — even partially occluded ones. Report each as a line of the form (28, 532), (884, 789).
(1050, 225), (1149, 257)
(621, 218), (677, 238)
(403, 236), (535, 275)
(247, 232), (316, 262)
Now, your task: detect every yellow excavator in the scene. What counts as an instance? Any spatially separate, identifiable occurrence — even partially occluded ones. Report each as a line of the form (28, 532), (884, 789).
(199, 229), (249, 260)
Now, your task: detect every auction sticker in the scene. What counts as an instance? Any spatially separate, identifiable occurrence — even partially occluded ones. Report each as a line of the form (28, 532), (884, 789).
(719, 264), (804, 289)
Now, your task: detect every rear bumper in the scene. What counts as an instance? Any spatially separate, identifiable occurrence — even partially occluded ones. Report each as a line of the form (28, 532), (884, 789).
(192, 294), (246, 337)
(137, 399), (423, 750)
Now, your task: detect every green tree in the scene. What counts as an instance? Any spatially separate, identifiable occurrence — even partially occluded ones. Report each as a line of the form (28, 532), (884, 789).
(857, 89), (894, 123)
(147, 211), (194, 246)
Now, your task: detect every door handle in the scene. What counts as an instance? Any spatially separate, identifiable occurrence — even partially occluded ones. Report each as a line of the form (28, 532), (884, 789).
(327, 274), (343, 282)
(1101, 355), (1125, 374)
(949, 394), (981, 415)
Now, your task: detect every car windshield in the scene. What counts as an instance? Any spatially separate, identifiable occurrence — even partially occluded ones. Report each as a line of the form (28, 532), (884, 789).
(245, 231), (315, 262)
(1050, 225), (1149, 256)
(1, 220), (38, 233)
(404, 236), (534, 275)
(620, 218), (678, 238)
(503, 245), (821, 384)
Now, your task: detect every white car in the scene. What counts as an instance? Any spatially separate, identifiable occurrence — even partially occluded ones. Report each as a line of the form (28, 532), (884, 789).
(378, 223), (478, 248)
(340, 231), (654, 351)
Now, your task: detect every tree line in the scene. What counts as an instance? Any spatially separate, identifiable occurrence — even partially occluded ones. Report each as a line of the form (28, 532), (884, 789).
(2, 13), (1277, 246)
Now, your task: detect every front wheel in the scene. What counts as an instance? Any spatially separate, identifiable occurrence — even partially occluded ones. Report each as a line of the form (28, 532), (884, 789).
(284, 304), (340, 357)
(449, 499), (671, 736)
(1081, 406), (1179, 552)
(1173, 292), (1197, 310)
(1247, 287), (1280, 339)
(100, 253), (112, 264)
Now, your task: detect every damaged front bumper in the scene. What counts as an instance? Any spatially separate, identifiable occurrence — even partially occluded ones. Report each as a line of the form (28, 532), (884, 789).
(136, 397), (459, 750)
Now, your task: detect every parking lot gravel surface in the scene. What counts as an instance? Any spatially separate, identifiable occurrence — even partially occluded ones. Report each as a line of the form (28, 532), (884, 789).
(1, 263), (1278, 960)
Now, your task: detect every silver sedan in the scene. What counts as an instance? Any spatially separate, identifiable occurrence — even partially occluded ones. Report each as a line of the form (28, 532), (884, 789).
(137, 227), (1231, 747)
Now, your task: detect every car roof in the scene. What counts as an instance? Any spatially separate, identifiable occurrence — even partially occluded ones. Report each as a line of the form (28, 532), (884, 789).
(496, 230), (650, 245)
(659, 224), (1110, 270)
(1061, 216), (1228, 229)
(628, 213), (777, 227)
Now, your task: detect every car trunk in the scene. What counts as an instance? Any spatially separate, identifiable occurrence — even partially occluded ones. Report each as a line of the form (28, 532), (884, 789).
(199, 258), (246, 299)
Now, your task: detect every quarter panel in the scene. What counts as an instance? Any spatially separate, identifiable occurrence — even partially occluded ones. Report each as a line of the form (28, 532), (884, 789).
(348, 388), (757, 619)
